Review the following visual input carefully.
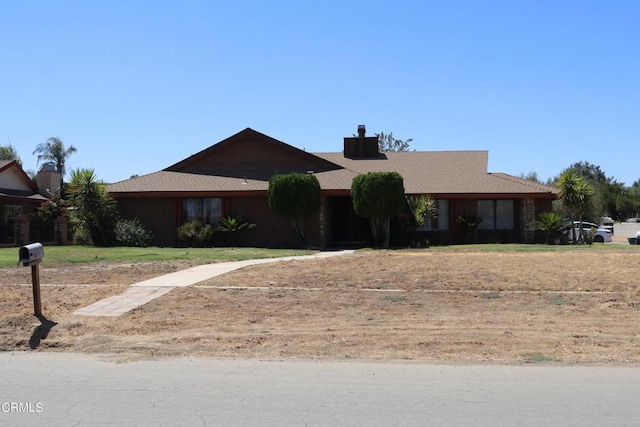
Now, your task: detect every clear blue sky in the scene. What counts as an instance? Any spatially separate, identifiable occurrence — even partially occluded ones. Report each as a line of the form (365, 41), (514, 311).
(2, 1), (639, 186)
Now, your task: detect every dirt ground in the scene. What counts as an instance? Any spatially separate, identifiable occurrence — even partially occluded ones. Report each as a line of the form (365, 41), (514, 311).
(2, 245), (640, 365)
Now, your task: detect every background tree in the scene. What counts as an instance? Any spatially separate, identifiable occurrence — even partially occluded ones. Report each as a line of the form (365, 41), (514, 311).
(519, 171), (542, 183)
(376, 132), (413, 152)
(267, 173), (321, 247)
(552, 161), (626, 221)
(618, 180), (640, 219)
(0, 144), (21, 165)
(67, 168), (117, 246)
(557, 169), (593, 244)
(351, 171), (406, 248)
(33, 136), (77, 194)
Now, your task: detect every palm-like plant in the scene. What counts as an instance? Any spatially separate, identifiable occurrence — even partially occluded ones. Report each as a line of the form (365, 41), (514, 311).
(33, 137), (77, 193)
(406, 195), (438, 228)
(67, 168), (117, 246)
(557, 170), (594, 244)
(537, 212), (565, 244)
(216, 215), (256, 247)
(456, 212), (483, 243)
(406, 195), (438, 246)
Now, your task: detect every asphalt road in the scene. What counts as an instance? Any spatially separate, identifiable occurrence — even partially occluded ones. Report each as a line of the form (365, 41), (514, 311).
(2, 352), (640, 426)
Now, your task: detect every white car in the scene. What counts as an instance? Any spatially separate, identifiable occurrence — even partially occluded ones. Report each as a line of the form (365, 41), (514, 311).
(565, 221), (612, 243)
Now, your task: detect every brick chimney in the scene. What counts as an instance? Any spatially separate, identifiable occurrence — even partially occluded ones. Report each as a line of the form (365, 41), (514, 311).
(36, 162), (61, 198)
(344, 125), (379, 159)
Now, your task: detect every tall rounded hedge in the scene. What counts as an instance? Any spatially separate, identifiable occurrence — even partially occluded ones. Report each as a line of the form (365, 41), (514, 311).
(267, 173), (321, 217)
(351, 172), (405, 219)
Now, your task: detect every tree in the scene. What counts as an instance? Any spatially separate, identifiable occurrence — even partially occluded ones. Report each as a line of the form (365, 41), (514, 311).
(351, 172), (406, 248)
(0, 144), (21, 165)
(519, 171), (541, 183)
(33, 137), (77, 193)
(557, 169), (593, 244)
(267, 173), (321, 247)
(558, 161), (622, 220)
(376, 132), (413, 152)
(67, 168), (117, 246)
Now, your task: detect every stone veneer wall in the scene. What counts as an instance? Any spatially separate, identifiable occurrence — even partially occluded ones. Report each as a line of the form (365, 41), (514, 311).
(521, 198), (536, 243)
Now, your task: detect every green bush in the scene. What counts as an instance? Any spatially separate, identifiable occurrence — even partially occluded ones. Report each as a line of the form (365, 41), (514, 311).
(177, 220), (214, 247)
(351, 171), (406, 248)
(73, 227), (93, 245)
(537, 212), (565, 245)
(114, 218), (153, 247)
(267, 173), (321, 246)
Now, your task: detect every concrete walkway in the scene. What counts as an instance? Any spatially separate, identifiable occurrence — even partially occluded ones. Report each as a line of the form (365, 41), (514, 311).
(73, 250), (354, 317)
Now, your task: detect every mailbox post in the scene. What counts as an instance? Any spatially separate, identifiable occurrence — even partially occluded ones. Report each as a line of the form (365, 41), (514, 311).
(19, 243), (44, 317)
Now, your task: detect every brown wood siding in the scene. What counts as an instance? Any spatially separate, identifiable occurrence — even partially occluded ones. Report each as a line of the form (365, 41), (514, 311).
(180, 139), (331, 173)
(116, 197), (177, 247)
(226, 197), (321, 248)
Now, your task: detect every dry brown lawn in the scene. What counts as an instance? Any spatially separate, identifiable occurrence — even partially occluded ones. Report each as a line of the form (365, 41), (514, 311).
(2, 246), (640, 365)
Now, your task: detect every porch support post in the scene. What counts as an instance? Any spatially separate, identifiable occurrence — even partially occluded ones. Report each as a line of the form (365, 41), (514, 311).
(54, 216), (69, 245)
(16, 213), (30, 246)
(318, 196), (329, 249)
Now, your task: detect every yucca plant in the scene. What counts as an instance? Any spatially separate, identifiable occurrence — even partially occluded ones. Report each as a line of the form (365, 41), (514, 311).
(216, 215), (256, 247)
(456, 212), (483, 243)
(537, 211), (565, 245)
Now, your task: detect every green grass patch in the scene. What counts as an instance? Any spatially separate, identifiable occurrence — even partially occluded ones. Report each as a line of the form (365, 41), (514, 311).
(0, 246), (315, 268)
(524, 352), (561, 363)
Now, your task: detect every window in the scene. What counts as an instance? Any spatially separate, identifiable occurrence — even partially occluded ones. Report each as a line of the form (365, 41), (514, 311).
(4, 205), (22, 225)
(422, 199), (450, 231)
(478, 200), (514, 230)
(182, 198), (222, 225)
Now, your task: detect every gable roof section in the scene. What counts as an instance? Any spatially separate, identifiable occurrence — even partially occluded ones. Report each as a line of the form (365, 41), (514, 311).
(0, 160), (48, 203)
(0, 160), (39, 192)
(166, 128), (342, 176)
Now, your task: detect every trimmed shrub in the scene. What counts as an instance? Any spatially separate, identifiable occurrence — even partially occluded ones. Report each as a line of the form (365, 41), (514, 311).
(177, 220), (214, 247)
(351, 171), (406, 248)
(267, 173), (321, 247)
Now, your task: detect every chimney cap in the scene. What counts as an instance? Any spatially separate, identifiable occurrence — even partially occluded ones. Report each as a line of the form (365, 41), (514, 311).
(39, 162), (57, 172)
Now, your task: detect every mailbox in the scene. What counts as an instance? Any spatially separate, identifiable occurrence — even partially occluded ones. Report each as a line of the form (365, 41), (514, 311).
(19, 243), (44, 266)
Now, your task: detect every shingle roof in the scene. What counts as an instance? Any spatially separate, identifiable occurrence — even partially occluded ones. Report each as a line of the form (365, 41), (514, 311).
(106, 129), (557, 197)
(313, 152), (558, 195)
(108, 150), (557, 197)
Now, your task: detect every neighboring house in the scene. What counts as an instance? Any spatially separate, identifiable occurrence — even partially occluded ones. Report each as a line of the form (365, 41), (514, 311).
(0, 160), (57, 245)
(107, 127), (558, 248)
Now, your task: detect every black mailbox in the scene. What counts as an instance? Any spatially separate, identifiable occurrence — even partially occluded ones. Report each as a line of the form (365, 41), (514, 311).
(19, 243), (44, 266)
